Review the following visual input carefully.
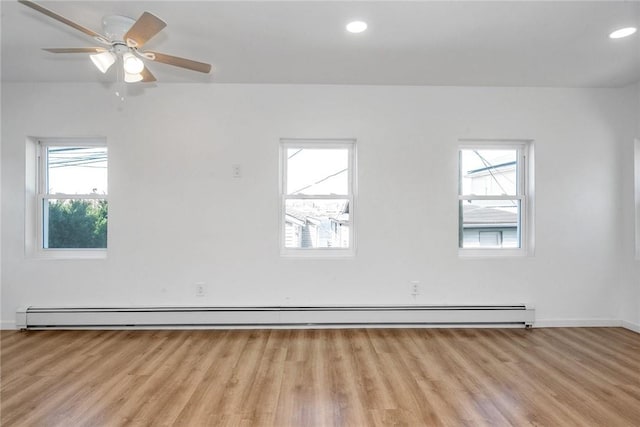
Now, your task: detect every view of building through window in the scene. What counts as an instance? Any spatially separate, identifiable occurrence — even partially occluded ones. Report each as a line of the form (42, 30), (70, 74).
(42, 145), (108, 249)
(459, 148), (521, 249)
(283, 144), (352, 250)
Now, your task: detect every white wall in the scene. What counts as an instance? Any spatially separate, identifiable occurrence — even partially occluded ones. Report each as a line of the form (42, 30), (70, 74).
(1, 83), (635, 328)
(620, 82), (640, 331)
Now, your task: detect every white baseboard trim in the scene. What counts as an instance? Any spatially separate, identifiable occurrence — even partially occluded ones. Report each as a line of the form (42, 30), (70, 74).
(5, 311), (636, 332)
(534, 319), (622, 328)
(1, 320), (17, 330)
(622, 321), (640, 334)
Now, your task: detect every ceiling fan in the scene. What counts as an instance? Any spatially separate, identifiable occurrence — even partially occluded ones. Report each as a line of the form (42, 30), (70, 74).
(18, 0), (212, 83)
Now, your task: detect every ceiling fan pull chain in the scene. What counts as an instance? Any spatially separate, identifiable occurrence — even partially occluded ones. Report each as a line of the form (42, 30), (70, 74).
(114, 56), (125, 103)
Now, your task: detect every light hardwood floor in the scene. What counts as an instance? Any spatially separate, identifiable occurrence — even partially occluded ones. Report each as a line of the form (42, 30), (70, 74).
(1, 327), (639, 426)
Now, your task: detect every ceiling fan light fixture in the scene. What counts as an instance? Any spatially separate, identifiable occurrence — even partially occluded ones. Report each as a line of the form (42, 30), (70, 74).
(124, 71), (144, 83)
(123, 52), (144, 74)
(90, 51), (116, 73)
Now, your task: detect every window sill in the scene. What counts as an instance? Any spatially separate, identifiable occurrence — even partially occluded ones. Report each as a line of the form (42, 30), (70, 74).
(458, 248), (530, 258)
(32, 249), (107, 260)
(281, 248), (355, 258)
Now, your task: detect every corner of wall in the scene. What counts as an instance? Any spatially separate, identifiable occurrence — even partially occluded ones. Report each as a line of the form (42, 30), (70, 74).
(622, 320), (640, 334)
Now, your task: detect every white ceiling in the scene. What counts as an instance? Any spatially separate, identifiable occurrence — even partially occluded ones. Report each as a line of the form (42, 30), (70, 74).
(1, 1), (639, 87)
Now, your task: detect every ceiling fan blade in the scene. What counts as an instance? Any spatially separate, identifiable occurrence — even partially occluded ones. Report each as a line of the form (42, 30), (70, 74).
(124, 12), (166, 48)
(140, 67), (157, 83)
(18, 0), (110, 44)
(43, 47), (107, 54)
(144, 51), (212, 74)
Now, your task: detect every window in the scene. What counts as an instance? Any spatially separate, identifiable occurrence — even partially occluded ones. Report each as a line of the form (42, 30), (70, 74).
(458, 140), (533, 255)
(280, 139), (355, 256)
(33, 139), (108, 256)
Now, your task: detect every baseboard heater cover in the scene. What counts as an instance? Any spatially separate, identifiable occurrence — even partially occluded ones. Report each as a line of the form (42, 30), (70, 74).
(16, 305), (534, 330)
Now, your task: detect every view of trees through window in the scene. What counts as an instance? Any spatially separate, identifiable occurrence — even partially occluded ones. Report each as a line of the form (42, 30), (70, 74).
(43, 145), (108, 249)
(46, 199), (107, 248)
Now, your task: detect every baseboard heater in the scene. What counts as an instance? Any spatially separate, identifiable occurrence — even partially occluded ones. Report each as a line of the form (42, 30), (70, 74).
(16, 305), (534, 330)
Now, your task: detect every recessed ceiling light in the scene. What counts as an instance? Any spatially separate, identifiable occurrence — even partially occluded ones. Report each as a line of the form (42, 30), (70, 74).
(346, 21), (367, 34)
(609, 27), (637, 39)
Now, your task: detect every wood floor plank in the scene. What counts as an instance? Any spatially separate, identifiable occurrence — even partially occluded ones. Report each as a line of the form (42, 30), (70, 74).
(494, 328), (637, 426)
(1, 327), (639, 426)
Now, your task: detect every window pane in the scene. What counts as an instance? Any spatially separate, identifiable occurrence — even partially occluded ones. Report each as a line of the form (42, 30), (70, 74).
(285, 199), (349, 248)
(459, 200), (520, 248)
(460, 149), (517, 196)
(286, 148), (348, 195)
(44, 199), (108, 249)
(47, 146), (108, 195)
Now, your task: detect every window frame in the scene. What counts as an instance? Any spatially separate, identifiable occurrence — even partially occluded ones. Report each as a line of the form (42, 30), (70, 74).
(458, 139), (534, 257)
(31, 137), (108, 259)
(279, 138), (356, 257)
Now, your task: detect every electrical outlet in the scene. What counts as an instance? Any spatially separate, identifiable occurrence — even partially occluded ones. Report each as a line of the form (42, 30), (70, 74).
(410, 280), (421, 296)
(195, 282), (206, 297)
(232, 164), (241, 178)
